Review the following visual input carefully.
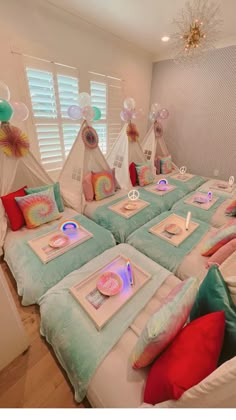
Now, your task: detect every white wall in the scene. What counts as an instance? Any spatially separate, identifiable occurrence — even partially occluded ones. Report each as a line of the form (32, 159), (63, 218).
(151, 45), (236, 180)
(0, 0), (152, 162)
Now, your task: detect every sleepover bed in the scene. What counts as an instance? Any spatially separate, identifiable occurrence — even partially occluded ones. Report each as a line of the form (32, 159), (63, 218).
(172, 191), (233, 228)
(164, 173), (206, 194)
(83, 187), (186, 243)
(126, 210), (215, 282)
(38, 243), (236, 408)
(197, 178), (236, 197)
(4, 207), (115, 305)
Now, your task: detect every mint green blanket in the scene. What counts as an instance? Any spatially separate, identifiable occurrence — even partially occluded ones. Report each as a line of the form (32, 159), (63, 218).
(4, 215), (115, 306)
(91, 187), (185, 243)
(39, 244), (171, 402)
(127, 211), (210, 273)
(167, 175), (205, 193)
(172, 192), (226, 224)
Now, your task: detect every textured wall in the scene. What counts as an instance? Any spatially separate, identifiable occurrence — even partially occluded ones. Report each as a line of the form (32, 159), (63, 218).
(151, 46), (236, 180)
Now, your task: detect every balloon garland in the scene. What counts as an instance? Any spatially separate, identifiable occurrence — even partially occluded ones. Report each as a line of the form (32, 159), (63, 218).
(120, 97), (143, 123)
(67, 92), (102, 123)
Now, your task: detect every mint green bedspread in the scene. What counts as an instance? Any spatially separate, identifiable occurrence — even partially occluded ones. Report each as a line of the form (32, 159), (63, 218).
(172, 192), (226, 224)
(91, 187), (185, 243)
(4, 215), (115, 306)
(167, 174), (205, 193)
(126, 211), (210, 273)
(39, 244), (172, 402)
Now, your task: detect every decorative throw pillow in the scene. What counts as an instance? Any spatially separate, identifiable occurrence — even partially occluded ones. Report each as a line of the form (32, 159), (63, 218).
(201, 220), (236, 256)
(190, 264), (236, 365)
(91, 170), (115, 201)
(136, 163), (154, 187)
(132, 277), (198, 369)
(1, 186), (27, 231)
(144, 311), (225, 405)
(206, 238), (236, 268)
(129, 162), (137, 186)
(158, 155), (172, 175)
(15, 187), (61, 229)
(225, 200), (236, 216)
(25, 182), (64, 212)
(82, 172), (94, 201)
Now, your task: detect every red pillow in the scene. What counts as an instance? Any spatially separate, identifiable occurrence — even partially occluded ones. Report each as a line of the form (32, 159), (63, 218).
(129, 162), (137, 186)
(144, 311), (225, 405)
(1, 186), (27, 231)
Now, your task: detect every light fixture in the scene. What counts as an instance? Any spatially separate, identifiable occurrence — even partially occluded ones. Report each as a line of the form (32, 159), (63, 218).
(171, 0), (223, 64)
(161, 36), (170, 42)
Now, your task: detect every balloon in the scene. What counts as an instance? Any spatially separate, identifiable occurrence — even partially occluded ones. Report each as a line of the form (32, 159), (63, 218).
(92, 106), (102, 121)
(0, 99), (13, 122)
(79, 92), (91, 108)
(149, 111), (159, 122)
(151, 103), (161, 113)
(120, 108), (133, 122)
(159, 108), (169, 119)
(123, 97), (136, 111)
(10, 102), (29, 123)
(68, 105), (82, 120)
(82, 105), (95, 121)
(0, 81), (10, 101)
(132, 108), (144, 120)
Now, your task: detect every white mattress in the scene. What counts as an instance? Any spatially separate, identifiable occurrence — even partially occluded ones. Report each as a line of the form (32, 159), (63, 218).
(176, 227), (217, 282)
(83, 189), (128, 219)
(4, 207), (78, 249)
(198, 179), (236, 197)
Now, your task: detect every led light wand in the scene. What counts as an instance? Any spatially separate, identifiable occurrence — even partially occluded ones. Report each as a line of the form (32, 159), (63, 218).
(185, 211), (191, 231)
(127, 260), (134, 286)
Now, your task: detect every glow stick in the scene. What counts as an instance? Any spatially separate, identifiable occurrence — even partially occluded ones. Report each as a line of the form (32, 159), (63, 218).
(185, 211), (191, 231)
(127, 260), (134, 286)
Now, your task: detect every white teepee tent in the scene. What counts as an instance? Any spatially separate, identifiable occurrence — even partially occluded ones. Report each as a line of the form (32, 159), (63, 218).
(0, 147), (55, 256)
(141, 122), (178, 175)
(59, 121), (113, 213)
(106, 122), (147, 190)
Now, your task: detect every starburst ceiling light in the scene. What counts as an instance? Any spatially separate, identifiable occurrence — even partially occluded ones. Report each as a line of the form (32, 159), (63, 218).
(172, 0), (223, 64)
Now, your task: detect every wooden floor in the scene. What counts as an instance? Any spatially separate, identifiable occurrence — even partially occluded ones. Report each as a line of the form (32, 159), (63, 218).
(0, 261), (90, 408)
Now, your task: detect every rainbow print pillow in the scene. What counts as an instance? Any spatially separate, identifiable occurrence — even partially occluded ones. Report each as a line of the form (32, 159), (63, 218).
(135, 163), (154, 187)
(15, 187), (61, 229)
(91, 170), (115, 201)
(201, 219), (236, 257)
(225, 200), (236, 216)
(131, 277), (198, 369)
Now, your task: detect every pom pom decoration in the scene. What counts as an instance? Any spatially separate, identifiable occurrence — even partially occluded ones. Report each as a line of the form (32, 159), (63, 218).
(154, 121), (163, 138)
(82, 125), (98, 149)
(0, 123), (29, 158)
(126, 122), (139, 142)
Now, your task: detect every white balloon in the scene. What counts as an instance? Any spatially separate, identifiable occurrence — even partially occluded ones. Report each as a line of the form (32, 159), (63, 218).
(10, 101), (29, 123)
(124, 97), (136, 111)
(0, 80), (10, 101)
(79, 92), (91, 108)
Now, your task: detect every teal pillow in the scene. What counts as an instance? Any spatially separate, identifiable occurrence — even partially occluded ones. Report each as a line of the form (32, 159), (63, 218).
(190, 265), (236, 366)
(25, 182), (64, 212)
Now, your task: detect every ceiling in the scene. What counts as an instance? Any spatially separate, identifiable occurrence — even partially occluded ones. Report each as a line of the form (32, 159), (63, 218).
(46, 0), (236, 60)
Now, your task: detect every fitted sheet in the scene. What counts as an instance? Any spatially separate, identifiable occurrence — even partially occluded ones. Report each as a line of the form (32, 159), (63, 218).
(4, 210), (115, 305)
(39, 244), (175, 403)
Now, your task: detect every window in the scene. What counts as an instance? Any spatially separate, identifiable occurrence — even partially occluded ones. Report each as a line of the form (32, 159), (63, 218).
(90, 73), (124, 155)
(25, 59), (80, 173)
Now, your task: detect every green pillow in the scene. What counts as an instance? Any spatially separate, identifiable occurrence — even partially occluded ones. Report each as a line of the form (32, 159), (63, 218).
(25, 182), (64, 212)
(190, 264), (236, 366)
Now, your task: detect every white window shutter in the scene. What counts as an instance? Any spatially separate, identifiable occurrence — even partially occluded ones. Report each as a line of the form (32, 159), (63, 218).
(107, 82), (123, 152)
(26, 68), (57, 119)
(57, 75), (79, 119)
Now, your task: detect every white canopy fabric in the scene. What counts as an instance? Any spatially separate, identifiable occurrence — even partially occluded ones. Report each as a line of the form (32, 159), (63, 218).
(0, 149), (54, 256)
(106, 123), (147, 190)
(59, 121), (112, 213)
(141, 123), (178, 175)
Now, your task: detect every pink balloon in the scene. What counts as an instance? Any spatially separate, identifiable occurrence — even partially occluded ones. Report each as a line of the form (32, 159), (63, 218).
(82, 105), (95, 122)
(10, 101), (29, 123)
(68, 105), (82, 120)
(159, 108), (169, 120)
(120, 108), (133, 122)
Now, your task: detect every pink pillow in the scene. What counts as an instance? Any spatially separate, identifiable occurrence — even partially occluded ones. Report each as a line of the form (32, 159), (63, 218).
(82, 172), (94, 201)
(206, 238), (236, 268)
